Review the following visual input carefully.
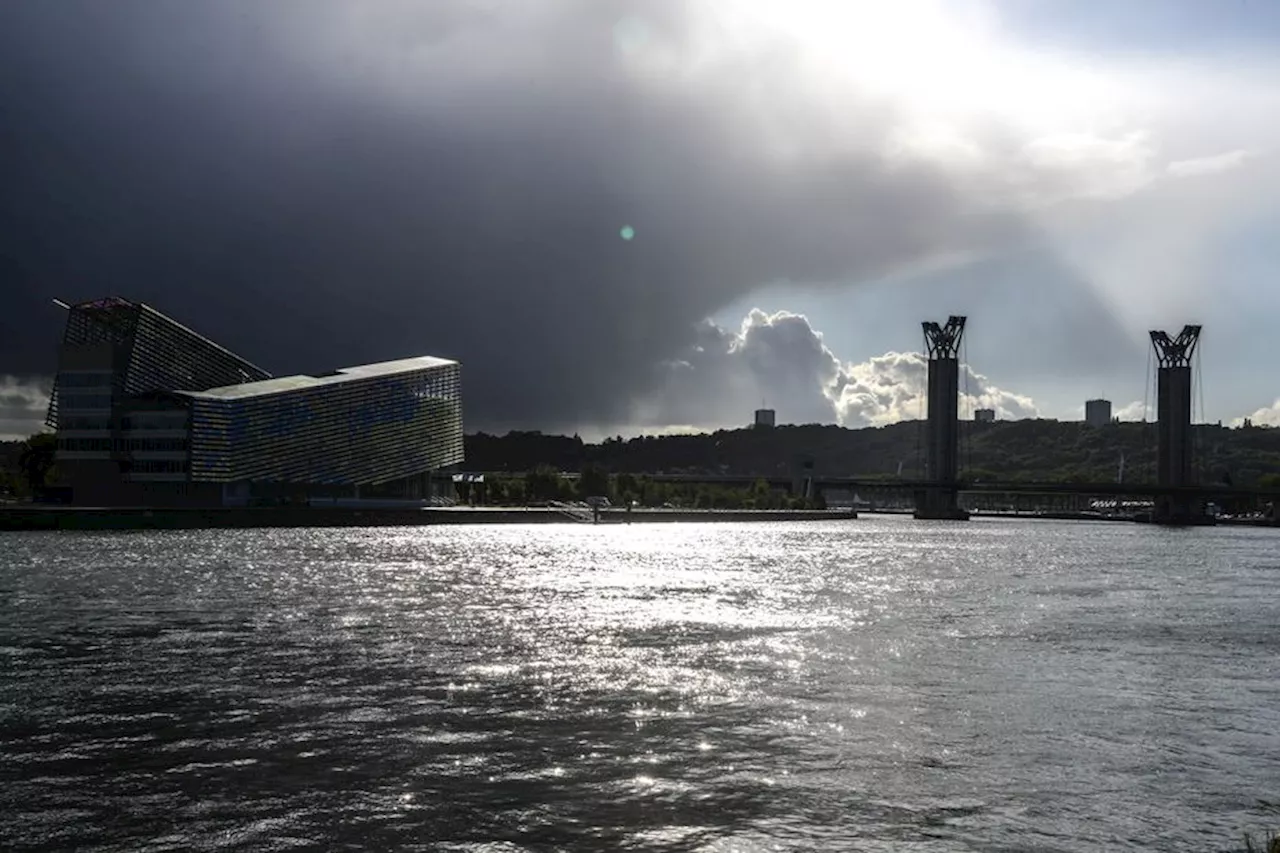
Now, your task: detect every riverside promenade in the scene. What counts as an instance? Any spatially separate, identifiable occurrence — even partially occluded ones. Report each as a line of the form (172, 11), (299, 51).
(0, 505), (857, 532)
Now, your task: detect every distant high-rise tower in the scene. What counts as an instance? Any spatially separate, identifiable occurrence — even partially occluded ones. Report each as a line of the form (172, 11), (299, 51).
(1085, 399), (1112, 427)
(753, 408), (776, 428)
(973, 409), (995, 423)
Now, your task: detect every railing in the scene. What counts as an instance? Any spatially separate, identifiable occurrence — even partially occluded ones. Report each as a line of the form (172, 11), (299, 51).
(547, 500), (595, 523)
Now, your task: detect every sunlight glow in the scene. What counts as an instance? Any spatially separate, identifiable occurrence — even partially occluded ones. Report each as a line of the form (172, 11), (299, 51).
(716, 0), (1121, 135)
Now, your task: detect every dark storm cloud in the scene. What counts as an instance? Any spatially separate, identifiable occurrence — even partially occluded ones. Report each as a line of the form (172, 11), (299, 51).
(0, 1), (1039, 431)
(0, 376), (50, 440)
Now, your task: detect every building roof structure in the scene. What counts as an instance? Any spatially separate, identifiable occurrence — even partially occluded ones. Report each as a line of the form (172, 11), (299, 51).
(175, 356), (458, 401)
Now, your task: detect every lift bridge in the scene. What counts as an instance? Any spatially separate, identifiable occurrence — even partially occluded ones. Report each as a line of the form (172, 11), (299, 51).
(633, 320), (1259, 526)
(894, 317), (1217, 524)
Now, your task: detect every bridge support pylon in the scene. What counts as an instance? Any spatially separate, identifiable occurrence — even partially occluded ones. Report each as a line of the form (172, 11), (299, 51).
(1149, 325), (1213, 526)
(915, 316), (970, 521)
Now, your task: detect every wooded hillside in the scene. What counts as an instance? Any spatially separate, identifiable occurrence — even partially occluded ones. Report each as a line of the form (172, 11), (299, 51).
(465, 421), (1280, 486)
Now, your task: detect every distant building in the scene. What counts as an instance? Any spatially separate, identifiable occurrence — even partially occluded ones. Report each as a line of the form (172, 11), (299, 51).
(1085, 398), (1112, 427)
(754, 408), (776, 428)
(974, 409), (995, 423)
(47, 297), (463, 506)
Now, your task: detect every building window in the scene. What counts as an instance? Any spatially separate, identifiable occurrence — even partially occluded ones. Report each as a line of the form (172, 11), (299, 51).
(58, 372), (114, 388)
(123, 459), (189, 474)
(59, 393), (113, 410)
(119, 437), (188, 452)
(122, 412), (188, 430)
(59, 415), (110, 430)
(57, 437), (113, 452)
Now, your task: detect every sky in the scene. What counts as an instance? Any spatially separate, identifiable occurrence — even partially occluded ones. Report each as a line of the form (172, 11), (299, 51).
(2, 0), (1279, 440)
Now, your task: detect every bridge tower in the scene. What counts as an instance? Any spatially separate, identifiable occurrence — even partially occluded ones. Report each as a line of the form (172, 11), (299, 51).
(915, 316), (970, 520)
(1149, 325), (1209, 525)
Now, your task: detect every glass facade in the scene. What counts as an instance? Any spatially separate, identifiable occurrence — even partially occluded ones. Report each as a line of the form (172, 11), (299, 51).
(183, 359), (464, 486)
(48, 296), (464, 504)
(49, 298), (272, 498)
(47, 296), (271, 429)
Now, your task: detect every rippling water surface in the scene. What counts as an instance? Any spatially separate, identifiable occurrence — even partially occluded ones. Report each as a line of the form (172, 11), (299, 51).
(3, 518), (1279, 851)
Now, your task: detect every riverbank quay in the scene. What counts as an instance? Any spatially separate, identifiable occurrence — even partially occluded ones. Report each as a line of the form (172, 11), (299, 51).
(969, 510), (1135, 523)
(0, 505), (857, 532)
(969, 510), (1278, 526)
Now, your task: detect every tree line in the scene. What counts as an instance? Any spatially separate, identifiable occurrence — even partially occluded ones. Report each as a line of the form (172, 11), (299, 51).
(466, 420), (1280, 486)
(456, 464), (825, 510)
(7, 417), (1279, 505)
(0, 434), (57, 500)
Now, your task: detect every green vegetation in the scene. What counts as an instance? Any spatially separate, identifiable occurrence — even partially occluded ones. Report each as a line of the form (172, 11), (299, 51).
(455, 466), (823, 509)
(7, 418), (1278, 504)
(0, 433), (57, 500)
(465, 420), (1280, 486)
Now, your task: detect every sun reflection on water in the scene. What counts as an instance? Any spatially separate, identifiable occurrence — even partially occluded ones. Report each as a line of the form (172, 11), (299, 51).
(2, 520), (1278, 851)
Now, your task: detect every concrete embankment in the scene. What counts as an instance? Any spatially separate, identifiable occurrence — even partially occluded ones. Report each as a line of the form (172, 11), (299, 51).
(968, 510), (1135, 523)
(1213, 515), (1280, 528)
(0, 505), (857, 532)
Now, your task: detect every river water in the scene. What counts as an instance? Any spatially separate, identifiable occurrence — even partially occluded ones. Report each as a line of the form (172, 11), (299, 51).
(2, 518), (1278, 851)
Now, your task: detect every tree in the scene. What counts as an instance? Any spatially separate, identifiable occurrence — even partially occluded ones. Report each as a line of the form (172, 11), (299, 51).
(577, 463), (610, 500)
(525, 466), (565, 502)
(616, 472), (639, 498)
(18, 433), (57, 497)
(496, 473), (522, 502)
(0, 469), (17, 499)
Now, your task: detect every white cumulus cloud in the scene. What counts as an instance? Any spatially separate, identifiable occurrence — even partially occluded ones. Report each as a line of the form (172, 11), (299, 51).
(1232, 399), (1280, 427)
(833, 350), (1039, 426)
(632, 309), (1037, 431)
(1113, 400), (1148, 422)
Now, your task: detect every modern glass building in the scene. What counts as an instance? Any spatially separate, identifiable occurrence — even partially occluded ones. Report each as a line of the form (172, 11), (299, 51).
(48, 297), (464, 506)
(47, 296), (271, 430)
(180, 357), (463, 503)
